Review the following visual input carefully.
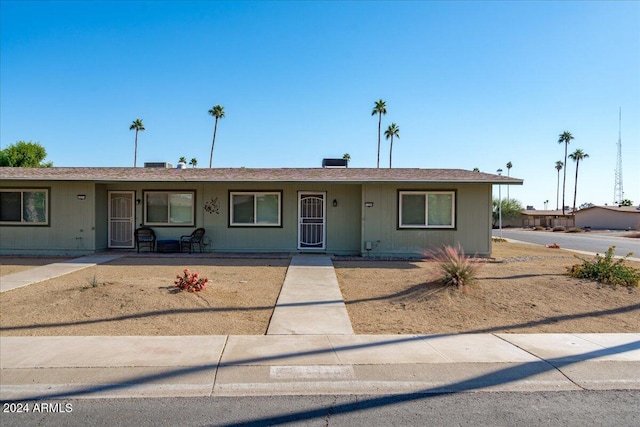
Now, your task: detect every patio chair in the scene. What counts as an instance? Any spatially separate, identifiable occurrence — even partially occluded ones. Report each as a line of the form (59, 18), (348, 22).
(135, 227), (156, 253)
(180, 228), (206, 253)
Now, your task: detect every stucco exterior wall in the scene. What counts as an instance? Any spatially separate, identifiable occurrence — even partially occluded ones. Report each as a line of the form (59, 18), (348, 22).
(575, 208), (640, 230)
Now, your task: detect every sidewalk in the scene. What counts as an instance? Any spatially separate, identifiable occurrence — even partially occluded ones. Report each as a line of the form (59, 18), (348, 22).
(1, 334), (638, 400)
(1, 253), (639, 400)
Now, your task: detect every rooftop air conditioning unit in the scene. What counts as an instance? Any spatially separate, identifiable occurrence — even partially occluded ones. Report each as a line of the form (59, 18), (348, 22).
(144, 162), (173, 168)
(322, 158), (348, 168)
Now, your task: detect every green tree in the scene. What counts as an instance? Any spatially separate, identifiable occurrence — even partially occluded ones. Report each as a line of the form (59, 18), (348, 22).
(0, 141), (52, 167)
(208, 104), (225, 168)
(179, 156), (187, 164)
(620, 199), (633, 207)
(342, 153), (351, 167)
(371, 99), (387, 168)
(189, 158), (198, 168)
(384, 123), (400, 168)
(557, 131), (574, 214)
(129, 118), (145, 168)
(555, 160), (563, 210)
(473, 167), (480, 172)
(568, 148), (589, 213)
(492, 198), (524, 227)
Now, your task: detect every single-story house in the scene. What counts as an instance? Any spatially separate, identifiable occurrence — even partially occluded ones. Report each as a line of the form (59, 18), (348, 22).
(574, 205), (640, 230)
(520, 210), (575, 228)
(0, 166), (522, 257)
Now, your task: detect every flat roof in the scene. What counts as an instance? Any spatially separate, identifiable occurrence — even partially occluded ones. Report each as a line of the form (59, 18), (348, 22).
(0, 167), (524, 185)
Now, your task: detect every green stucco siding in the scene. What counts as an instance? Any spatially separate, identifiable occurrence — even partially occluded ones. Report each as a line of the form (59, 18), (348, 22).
(361, 183), (492, 257)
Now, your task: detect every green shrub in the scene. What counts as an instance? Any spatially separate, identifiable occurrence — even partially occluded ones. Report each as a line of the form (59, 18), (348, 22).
(552, 226), (566, 232)
(492, 237), (507, 243)
(429, 244), (481, 288)
(567, 246), (639, 287)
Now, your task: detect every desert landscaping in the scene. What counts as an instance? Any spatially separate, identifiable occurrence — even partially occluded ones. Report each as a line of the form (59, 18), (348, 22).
(1, 242), (638, 336)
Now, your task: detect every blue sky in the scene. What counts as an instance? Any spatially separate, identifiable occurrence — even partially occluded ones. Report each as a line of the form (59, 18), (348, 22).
(1, 1), (638, 209)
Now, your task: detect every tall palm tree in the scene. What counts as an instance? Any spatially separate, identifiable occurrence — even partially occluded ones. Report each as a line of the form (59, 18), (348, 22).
(371, 99), (387, 168)
(568, 148), (589, 213)
(129, 118), (145, 168)
(506, 161), (513, 200)
(555, 160), (563, 210)
(557, 131), (574, 215)
(208, 105), (225, 168)
(384, 123), (400, 168)
(189, 158), (198, 168)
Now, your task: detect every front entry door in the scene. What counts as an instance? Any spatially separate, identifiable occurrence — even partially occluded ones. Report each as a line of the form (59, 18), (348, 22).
(108, 191), (135, 248)
(298, 192), (326, 250)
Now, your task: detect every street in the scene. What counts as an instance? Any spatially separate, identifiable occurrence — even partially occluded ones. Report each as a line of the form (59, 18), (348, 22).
(494, 229), (640, 259)
(2, 391), (640, 426)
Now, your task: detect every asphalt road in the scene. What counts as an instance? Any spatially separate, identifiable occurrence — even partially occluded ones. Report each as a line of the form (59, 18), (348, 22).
(2, 392), (639, 426)
(494, 229), (640, 259)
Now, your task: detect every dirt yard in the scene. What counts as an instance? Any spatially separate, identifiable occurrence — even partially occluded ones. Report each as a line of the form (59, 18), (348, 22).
(1, 242), (638, 336)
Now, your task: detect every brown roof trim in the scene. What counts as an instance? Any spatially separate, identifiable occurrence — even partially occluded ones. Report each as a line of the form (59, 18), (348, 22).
(0, 167), (524, 185)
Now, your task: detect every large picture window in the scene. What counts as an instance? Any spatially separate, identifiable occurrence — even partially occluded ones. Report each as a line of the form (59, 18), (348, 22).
(144, 191), (194, 226)
(0, 189), (49, 225)
(399, 191), (455, 228)
(230, 191), (281, 226)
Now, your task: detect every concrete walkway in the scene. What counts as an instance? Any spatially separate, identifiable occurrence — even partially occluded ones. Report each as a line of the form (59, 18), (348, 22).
(267, 255), (354, 335)
(0, 254), (124, 293)
(1, 334), (638, 399)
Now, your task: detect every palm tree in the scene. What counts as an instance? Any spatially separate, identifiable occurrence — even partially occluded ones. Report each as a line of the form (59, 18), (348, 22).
(189, 158), (198, 168)
(179, 156), (187, 164)
(568, 148), (589, 213)
(208, 105), (225, 168)
(555, 160), (563, 210)
(557, 131), (574, 215)
(384, 123), (400, 168)
(129, 118), (145, 167)
(371, 99), (387, 168)
(342, 153), (351, 167)
(506, 161), (513, 200)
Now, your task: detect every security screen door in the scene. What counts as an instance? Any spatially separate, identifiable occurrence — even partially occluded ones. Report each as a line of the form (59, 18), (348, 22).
(108, 191), (135, 248)
(298, 192), (326, 250)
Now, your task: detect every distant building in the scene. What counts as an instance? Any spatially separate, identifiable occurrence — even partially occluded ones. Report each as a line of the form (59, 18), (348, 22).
(574, 205), (640, 230)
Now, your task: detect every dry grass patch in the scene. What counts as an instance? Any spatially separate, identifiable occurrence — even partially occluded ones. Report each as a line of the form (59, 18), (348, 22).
(335, 242), (640, 334)
(0, 257), (288, 336)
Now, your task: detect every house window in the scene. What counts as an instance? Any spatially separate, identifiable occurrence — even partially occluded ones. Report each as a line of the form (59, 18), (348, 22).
(230, 192), (281, 226)
(0, 189), (49, 225)
(399, 191), (455, 228)
(144, 191), (194, 226)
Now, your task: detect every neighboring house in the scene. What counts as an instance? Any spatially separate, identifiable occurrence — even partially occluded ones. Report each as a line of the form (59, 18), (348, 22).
(574, 205), (640, 230)
(0, 166), (522, 257)
(520, 210), (575, 228)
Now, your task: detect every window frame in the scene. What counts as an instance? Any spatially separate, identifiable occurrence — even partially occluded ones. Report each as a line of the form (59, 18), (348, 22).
(0, 188), (50, 226)
(229, 191), (283, 227)
(398, 190), (456, 229)
(143, 190), (195, 226)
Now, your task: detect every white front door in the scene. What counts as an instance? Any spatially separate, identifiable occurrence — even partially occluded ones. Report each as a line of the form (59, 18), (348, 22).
(108, 191), (135, 248)
(298, 192), (326, 250)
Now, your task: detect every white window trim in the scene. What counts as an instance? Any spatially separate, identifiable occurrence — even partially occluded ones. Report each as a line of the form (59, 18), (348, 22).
(398, 190), (455, 229)
(0, 188), (49, 225)
(143, 190), (195, 226)
(229, 191), (282, 227)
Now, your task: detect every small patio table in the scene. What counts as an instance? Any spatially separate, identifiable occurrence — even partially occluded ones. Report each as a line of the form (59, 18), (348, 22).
(156, 239), (180, 253)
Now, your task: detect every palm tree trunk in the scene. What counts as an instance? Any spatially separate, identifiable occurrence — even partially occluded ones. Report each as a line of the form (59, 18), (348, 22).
(572, 160), (580, 213)
(556, 170), (560, 210)
(389, 136), (393, 168)
(209, 118), (218, 168)
(376, 114), (381, 168)
(562, 143), (568, 215)
(133, 131), (138, 168)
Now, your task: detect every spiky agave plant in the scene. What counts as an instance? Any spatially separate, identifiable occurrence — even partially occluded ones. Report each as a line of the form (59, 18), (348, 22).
(429, 244), (481, 288)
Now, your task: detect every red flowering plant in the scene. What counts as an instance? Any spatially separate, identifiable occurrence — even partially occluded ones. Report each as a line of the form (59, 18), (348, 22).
(174, 268), (209, 292)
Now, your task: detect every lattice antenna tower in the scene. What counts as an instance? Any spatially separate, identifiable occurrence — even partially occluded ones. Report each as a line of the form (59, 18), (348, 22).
(613, 107), (623, 205)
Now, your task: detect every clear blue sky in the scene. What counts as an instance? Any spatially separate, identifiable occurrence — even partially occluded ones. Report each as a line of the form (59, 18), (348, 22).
(1, 1), (638, 209)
